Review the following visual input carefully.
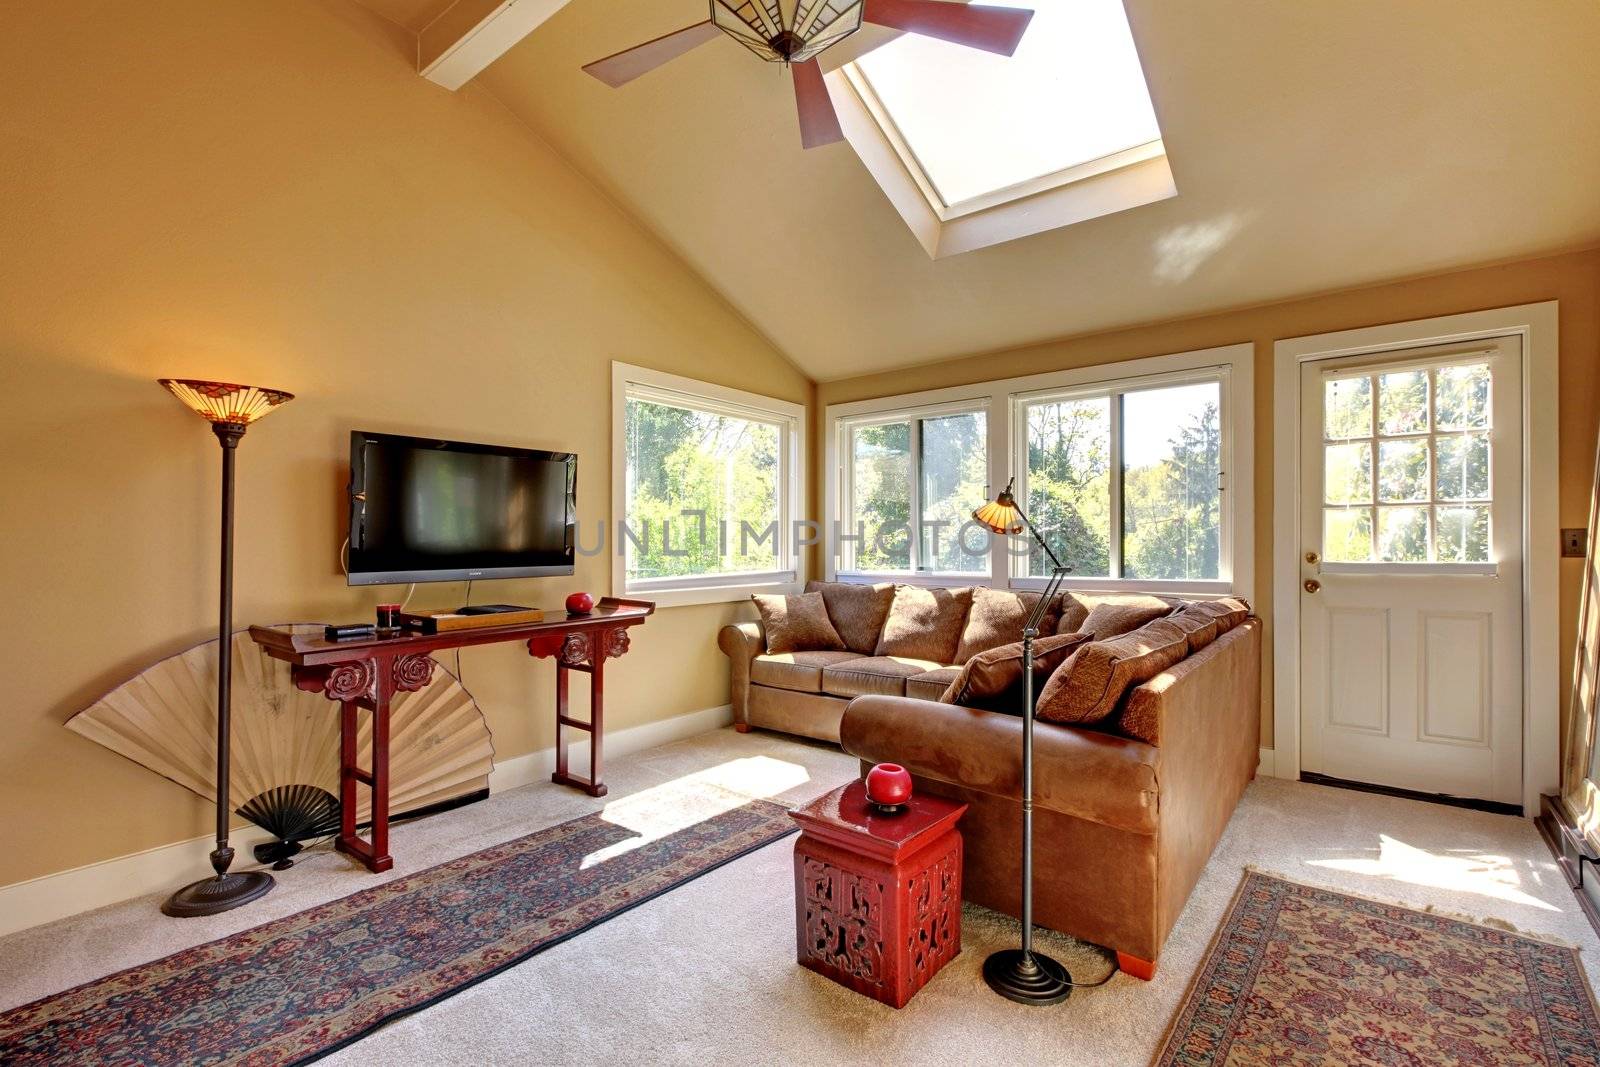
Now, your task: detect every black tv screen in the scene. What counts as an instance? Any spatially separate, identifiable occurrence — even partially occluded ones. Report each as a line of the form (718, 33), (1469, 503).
(347, 431), (576, 586)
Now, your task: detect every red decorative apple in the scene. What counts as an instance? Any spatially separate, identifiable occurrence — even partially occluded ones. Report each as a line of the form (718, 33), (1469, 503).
(565, 591), (594, 615)
(865, 763), (913, 812)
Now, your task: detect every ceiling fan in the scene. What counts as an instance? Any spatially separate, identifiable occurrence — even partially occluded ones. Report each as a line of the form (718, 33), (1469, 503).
(582, 0), (1035, 150)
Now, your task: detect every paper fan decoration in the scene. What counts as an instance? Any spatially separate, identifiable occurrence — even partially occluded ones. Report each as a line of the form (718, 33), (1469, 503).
(66, 627), (495, 866)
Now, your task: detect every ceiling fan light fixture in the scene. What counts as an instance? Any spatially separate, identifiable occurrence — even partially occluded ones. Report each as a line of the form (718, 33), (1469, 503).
(710, 0), (865, 64)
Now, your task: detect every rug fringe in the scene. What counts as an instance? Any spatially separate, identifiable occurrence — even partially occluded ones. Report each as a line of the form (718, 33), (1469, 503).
(1240, 864), (1583, 951)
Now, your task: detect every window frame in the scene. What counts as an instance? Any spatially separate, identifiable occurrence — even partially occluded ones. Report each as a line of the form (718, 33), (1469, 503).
(612, 362), (805, 608)
(836, 397), (993, 580)
(824, 343), (1254, 600)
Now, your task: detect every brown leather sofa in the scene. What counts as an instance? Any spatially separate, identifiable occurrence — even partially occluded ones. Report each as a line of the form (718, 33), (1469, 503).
(841, 618), (1261, 979)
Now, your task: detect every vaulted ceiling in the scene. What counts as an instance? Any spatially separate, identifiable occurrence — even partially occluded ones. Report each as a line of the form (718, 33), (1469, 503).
(359, 0), (1600, 380)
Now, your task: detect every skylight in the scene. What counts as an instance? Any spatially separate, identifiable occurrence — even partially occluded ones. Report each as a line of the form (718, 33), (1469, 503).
(850, 0), (1162, 211)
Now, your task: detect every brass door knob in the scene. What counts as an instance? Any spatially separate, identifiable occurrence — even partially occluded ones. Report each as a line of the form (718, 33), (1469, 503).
(1305, 550), (1319, 564)
(1304, 579), (1321, 594)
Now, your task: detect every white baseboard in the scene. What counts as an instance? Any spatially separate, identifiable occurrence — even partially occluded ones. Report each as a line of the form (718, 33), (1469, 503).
(1257, 746), (1280, 779)
(0, 703), (733, 940)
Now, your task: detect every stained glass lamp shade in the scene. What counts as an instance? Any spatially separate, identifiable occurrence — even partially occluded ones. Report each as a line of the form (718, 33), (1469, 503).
(159, 379), (294, 427)
(972, 478), (1024, 535)
(710, 0), (865, 64)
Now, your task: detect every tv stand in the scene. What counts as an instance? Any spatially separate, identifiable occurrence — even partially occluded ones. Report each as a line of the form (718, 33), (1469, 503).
(249, 597), (653, 873)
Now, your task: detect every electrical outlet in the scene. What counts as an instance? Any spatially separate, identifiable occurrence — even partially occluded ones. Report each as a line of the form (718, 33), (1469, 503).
(1563, 528), (1588, 558)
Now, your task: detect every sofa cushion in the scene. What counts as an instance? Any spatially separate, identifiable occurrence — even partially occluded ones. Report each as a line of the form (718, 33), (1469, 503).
(940, 632), (1092, 712)
(751, 650), (865, 693)
(1035, 618), (1190, 725)
(1166, 608), (1220, 655)
(1185, 596), (1251, 633)
(805, 580), (896, 655)
(953, 587), (1061, 664)
(906, 666), (962, 702)
(751, 591), (846, 654)
(1077, 595), (1177, 640)
(1053, 592), (1091, 635)
(874, 585), (974, 663)
(823, 656), (944, 698)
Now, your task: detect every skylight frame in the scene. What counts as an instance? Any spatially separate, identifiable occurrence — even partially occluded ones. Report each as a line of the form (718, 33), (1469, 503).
(838, 61), (1167, 222)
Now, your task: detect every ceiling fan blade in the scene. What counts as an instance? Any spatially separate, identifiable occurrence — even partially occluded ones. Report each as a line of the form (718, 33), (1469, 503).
(582, 21), (723, 87)
(792, 59), (844, 150)
(862, 0), (1034, 56)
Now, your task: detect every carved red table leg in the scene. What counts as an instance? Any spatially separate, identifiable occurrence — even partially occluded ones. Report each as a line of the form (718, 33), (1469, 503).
(790, 781), (967, 1008)
(530, 626), (632, 798)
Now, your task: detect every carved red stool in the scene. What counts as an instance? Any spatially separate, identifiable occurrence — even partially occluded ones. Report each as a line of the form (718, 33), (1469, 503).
(790, 780), (966, 1008)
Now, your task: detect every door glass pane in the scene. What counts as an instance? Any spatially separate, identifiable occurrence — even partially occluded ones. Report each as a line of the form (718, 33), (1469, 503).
(1378, 369), (1429, 435)
(850, 422), (912, 570)
(1324, 443), (1372, 504)
(1377, 439), (1430, 502)
(624, 398), (781, 580)
(919, 411), (988, 573)
(1121, 382), (1223, 580)
(1376, 506), (1430, 562)
(1324, 508), (1373, 562)
(1024, 395), (1111, 577)
(1324, 376), (1372, 439)
(1436, 433), (1489, 500)
(1436, 506), (1489, 563)
(1436, 363), (1491, 430)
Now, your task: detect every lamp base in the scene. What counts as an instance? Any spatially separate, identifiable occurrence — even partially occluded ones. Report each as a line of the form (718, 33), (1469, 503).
(161, 870), (275, 918)
(982, 948), (1072, 1006)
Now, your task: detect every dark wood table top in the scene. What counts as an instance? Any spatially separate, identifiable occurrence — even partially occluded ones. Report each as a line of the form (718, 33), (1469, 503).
(790, 780), (966, 860)
(249, 597), (654, 665)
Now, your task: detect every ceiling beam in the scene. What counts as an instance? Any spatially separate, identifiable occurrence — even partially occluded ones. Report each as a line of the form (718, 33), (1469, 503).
(419, 0), (573, 91)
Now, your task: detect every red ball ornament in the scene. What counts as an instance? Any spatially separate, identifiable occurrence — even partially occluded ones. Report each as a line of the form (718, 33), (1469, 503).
(565, 591), (594, 615)
(865, 763), (913, 812)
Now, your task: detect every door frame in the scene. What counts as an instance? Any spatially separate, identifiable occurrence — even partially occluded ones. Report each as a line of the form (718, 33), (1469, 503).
(1269, 301), (1560, 816)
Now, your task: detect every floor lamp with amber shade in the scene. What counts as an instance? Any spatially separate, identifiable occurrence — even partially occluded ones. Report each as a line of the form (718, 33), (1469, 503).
(158, 379), (293, 917)
(971, 476), (1075, 1005)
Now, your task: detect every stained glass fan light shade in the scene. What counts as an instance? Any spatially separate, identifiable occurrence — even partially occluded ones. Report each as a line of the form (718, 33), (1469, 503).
(159, 379), (294, 426)
(711, 0), (865, 64)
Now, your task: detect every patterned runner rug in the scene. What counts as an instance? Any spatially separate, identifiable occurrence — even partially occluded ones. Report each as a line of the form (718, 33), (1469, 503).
(1155, 869), (1600, 1066)
(0, 785), (796, 1065)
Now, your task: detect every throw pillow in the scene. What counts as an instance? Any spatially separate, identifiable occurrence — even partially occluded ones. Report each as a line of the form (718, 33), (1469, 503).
(1078, 595), (1177, 640)
(1035, 618), (1190, 725)
(940, 632), (1091, 712)
(1053, 592), (1091, 635)
(805, 580), (896, 654)
(1166, 607), (1220, 655)
(953, 587), (1062, 663)
(874, 585), (975, 663)
(1185, 596), (1251, 633)
(751, 591), (846, 655)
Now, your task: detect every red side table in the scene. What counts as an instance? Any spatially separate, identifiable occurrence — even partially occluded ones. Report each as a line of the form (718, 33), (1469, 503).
(790, 780), (966, 1008)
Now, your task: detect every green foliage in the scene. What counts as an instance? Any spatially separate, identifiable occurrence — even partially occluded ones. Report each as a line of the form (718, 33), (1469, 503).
(1123, 401), (1221, 580)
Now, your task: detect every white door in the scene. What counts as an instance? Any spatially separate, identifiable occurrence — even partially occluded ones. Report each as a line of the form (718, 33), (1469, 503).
(1299, 337), (1524, 806)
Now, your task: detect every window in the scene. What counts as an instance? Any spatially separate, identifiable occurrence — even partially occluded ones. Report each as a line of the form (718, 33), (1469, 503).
(613, 364), (804, 605)
(1321, 359), (1492, 565)
(825, 344), (1251, 594)
(840, 405), (988, 575)
(1019, 376), (1223, 581)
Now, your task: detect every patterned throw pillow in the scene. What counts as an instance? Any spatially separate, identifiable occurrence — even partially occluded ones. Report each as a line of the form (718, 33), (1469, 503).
(751, 591), (846, 655)
(874, 585), (975, 664)
(1053, 592), (1092, 635)
(1184, 596), (1251, 633)
(953, 587), (1061, 663)
(1035, 618), (1190, 725)
(1077, 595), (1178, 640)
(804, 580), (896, 654)
(1166, 607), (1220, 654)
(939, 632), (1091, 712)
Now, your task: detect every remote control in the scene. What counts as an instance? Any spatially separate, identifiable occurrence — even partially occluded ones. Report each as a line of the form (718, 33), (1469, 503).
(325, 623), (377, 640)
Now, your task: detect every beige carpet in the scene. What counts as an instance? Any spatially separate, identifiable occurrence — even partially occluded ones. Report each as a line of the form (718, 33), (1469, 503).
(2, 727), (1596, 1065)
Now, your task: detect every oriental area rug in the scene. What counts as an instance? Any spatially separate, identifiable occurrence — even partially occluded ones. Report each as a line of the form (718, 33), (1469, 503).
(0, 789), (796, 1066)
(1154, 869), (1600, 1066)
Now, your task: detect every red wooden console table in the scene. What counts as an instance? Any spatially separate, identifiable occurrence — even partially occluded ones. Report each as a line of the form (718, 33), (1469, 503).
(249, 597), (653, 873)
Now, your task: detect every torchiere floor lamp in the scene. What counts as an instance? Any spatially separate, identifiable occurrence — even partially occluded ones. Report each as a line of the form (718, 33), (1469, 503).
(158, 378), (293, 917)
(971, 475), (1075, 1005)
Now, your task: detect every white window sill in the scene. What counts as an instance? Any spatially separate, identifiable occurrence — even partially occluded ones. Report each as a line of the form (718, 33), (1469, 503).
(623, 572), (800, 609)
(833, 570), (992, 588)
(1008, 576), (1234, 596)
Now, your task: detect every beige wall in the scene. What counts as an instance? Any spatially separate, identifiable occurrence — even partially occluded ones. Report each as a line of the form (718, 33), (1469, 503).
(0, 1), (809, 886)
(816, 249), (1600, 750)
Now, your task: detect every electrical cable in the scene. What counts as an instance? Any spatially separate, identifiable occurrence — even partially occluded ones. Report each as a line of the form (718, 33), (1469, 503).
(455, 579), (472, 683)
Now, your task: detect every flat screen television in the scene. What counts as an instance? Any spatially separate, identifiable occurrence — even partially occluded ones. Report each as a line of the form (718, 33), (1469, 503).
(346, 431), (576, 586)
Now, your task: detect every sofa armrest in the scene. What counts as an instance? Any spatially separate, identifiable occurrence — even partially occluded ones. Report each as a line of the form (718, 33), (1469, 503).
(840, 695), (1159, 835)
(717, 622), (765, 729)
